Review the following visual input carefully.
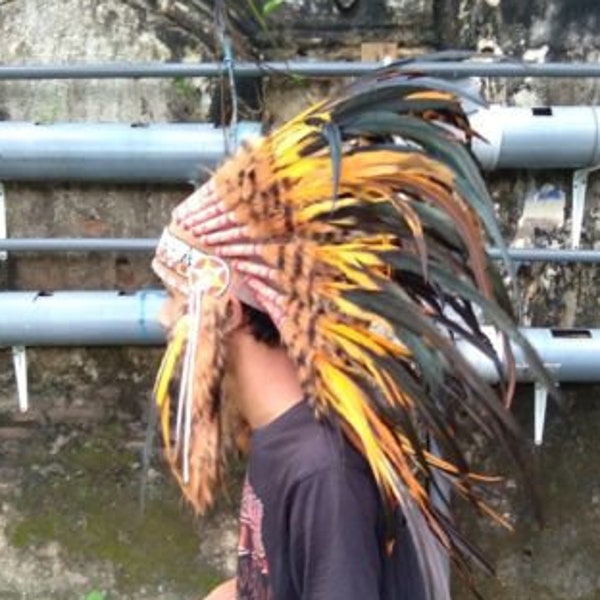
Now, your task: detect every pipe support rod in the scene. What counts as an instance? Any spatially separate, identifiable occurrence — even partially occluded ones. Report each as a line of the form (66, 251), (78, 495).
(2, 240), (600, 264)
(3, 61), (600, 80)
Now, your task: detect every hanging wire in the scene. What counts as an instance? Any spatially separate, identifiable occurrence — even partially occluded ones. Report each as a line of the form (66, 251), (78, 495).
(214, 0), (240, 156)
(223, 36), (239, 151)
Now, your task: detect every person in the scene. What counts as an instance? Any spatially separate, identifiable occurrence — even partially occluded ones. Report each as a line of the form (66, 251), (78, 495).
(202, 302), (427, 599)
(151, 66), (554, 600)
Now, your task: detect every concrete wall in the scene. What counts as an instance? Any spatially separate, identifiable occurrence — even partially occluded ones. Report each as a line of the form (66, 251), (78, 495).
(0, 1), (599, 598)
(0, 0), (205, 419)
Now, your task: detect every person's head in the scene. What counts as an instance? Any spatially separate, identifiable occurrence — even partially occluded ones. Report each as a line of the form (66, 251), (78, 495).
(223, 297), (301, 431)
(223, 296), (282, 364)
(240, 302), (281, 347)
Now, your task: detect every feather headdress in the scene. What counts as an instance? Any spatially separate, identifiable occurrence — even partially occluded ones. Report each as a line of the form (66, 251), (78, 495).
(152, 65), (555, 597)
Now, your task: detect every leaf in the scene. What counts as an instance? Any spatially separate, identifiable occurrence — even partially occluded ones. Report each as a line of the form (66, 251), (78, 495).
(263, 0), (285, 16)
(84, 591), (107, 600)
(243, 0), (268, 31)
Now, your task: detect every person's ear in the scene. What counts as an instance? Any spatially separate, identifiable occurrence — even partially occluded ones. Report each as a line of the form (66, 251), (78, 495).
(224, 297), (244, 333)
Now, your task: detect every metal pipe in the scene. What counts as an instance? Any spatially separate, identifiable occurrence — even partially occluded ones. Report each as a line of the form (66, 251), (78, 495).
(1, 291), (600, 384)
(457, 327), (600, 383)
(470, 105), (600, 169)
(0, 291), (165, 346)
(0, 239), (156, 252)
(2, 239), (600, 264)
(4, 61), (600, 80)
(3, 106), (600, 183)
(0, 122), (262, 183)
(485, 248), (600, 263)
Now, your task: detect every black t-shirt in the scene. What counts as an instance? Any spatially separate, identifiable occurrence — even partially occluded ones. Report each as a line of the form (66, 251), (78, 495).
(236, 400), (427, 600)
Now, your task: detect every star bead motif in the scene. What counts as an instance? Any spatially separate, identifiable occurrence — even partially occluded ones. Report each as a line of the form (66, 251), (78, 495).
(189, 255), (231, 297)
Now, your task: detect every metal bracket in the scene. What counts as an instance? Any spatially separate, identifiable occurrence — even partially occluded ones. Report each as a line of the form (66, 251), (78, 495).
(0, 181), (6, 261)
(572, 165), (600, 248)
(534, 382), (548, 446)
(533, 360), (561, 446)
(12, 346), (28, 412)
(0, 181), (29, 412)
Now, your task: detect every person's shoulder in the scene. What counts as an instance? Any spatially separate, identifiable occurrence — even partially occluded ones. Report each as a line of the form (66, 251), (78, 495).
(252, 399), (368, 483)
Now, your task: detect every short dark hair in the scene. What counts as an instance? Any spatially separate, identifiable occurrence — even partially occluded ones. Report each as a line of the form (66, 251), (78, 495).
(241, 303), (281, 347)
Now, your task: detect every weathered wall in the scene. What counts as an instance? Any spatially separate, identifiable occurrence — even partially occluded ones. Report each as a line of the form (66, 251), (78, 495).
(0, 2), (220, 598)
(0, 0), (213, 419)
(0, 1), (599, 599)
(440, 4), (600, 599)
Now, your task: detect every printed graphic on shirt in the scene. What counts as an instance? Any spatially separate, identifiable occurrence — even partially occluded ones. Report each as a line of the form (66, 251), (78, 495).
(237, 478), (272, 600)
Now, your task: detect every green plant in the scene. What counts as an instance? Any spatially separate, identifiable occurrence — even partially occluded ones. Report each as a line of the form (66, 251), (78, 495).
(262, 0), (285, 17)
(244, 0), (285, 31)
(173, 77), (198, 101)
(84, 591), (107, 600)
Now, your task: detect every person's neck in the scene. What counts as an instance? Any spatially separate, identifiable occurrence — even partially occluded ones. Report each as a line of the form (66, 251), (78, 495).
(232, 337), (304, 430)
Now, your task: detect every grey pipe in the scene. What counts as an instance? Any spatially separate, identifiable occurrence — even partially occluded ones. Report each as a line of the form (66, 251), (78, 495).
(0, 122), (262, 183)
(0, 238), (157, 252)
(470, 106), (600, 169)
(456, 327), (600, 383)
(1, 291), (600, 384)
(2, 107), (600, 184)
(0, 291), (165, 345)
(2, 239), (600, 264)
(485, 248), (600, 263)
(3, 61), (600, 80)
(0, 239), (157, 252)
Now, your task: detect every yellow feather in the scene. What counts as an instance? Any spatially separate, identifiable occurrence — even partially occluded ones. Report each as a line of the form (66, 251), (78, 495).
(153, 316), (188, 450)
